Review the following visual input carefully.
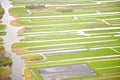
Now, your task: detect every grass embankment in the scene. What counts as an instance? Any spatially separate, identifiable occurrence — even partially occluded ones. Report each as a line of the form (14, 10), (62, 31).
(0, 24), (6, 36)
(22, 54), (43, 63)
(0, 4), (6, 36)
(47, 48), (117, 60)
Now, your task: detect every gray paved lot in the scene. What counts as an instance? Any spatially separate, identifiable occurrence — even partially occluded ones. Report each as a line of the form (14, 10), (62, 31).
(38, 64), (96, 80)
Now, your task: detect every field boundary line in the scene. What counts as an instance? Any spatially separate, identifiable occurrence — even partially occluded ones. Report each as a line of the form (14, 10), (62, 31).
(96, 66), (120, 70)
(19, 12), (120, 19)
(110, 48), (120, 53)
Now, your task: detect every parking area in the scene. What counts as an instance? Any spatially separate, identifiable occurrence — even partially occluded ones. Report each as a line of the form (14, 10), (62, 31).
(38, 64), (96, 80)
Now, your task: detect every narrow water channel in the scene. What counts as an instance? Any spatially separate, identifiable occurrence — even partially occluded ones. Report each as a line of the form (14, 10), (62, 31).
(0, 0), (25, 80)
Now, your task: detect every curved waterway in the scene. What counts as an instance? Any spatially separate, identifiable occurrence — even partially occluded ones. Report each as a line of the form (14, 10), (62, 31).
(0, 0), (25, 80)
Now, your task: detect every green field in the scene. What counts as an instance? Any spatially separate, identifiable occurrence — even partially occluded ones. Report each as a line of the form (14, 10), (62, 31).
(10, 0), (120, 80)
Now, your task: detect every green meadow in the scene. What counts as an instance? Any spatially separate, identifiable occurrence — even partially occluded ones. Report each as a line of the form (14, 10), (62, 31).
(10, 0), (120, 80)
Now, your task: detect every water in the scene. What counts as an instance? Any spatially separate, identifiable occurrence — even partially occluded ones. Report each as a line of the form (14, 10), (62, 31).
(0, 0), (25, 80)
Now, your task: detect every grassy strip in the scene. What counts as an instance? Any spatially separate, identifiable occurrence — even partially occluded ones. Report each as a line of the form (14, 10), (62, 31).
(22, 54), (43, 62)
(113, 47), (120, 53)
(10, 7), (27, 17)
(11, 0), (94, 6)
(106, 19), (120, 24)
(31, 68), (43, 80)
(21, 33), (81, 41)
(0, 32), (6, 36)
(13, 37), (119, 48)
(18, 19), (96, 26)
(0, 58), (12, 66)
(48, 48), (117, 60)
(85, 29), (120, 34)
(28, 10), (96, 17)
(0, 25), (5, 30)
(66, 73), (120, 80)
(0, 67), (11, 74)
(19, 14), (120, 21)
(23, 68), (36, 80)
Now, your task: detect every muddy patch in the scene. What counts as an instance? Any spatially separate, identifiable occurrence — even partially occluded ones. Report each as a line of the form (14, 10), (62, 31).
(10, 19), (20, 26)
(12, 48), (26, 54)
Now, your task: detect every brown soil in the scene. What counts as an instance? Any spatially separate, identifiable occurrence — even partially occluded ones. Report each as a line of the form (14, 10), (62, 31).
(17, 28), (25, 35)
(10, 19), (20, 26)
(9, 8), (22, 26)
(12, 48), (27, 55)
(96, 20), (105, 24)
(25, 60), (42, 64)
(3, 24), (7, 29)
(8, 8), (18, 18)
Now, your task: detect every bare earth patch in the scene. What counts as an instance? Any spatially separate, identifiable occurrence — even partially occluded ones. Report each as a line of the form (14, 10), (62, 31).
(10, 19), (20, 26)
(12, 48), (26, 54)
(17, 28), (25, 35)
(9, 8), (18, 18)
(38, 64), (96, 80)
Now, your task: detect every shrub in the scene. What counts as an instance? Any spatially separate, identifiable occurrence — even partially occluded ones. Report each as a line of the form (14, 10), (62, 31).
(25, 4), (46, 9)
(0, 58), (12, 66)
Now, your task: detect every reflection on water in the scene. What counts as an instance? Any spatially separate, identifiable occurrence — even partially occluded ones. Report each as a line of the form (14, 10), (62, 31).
(0, 0), (25, 80)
